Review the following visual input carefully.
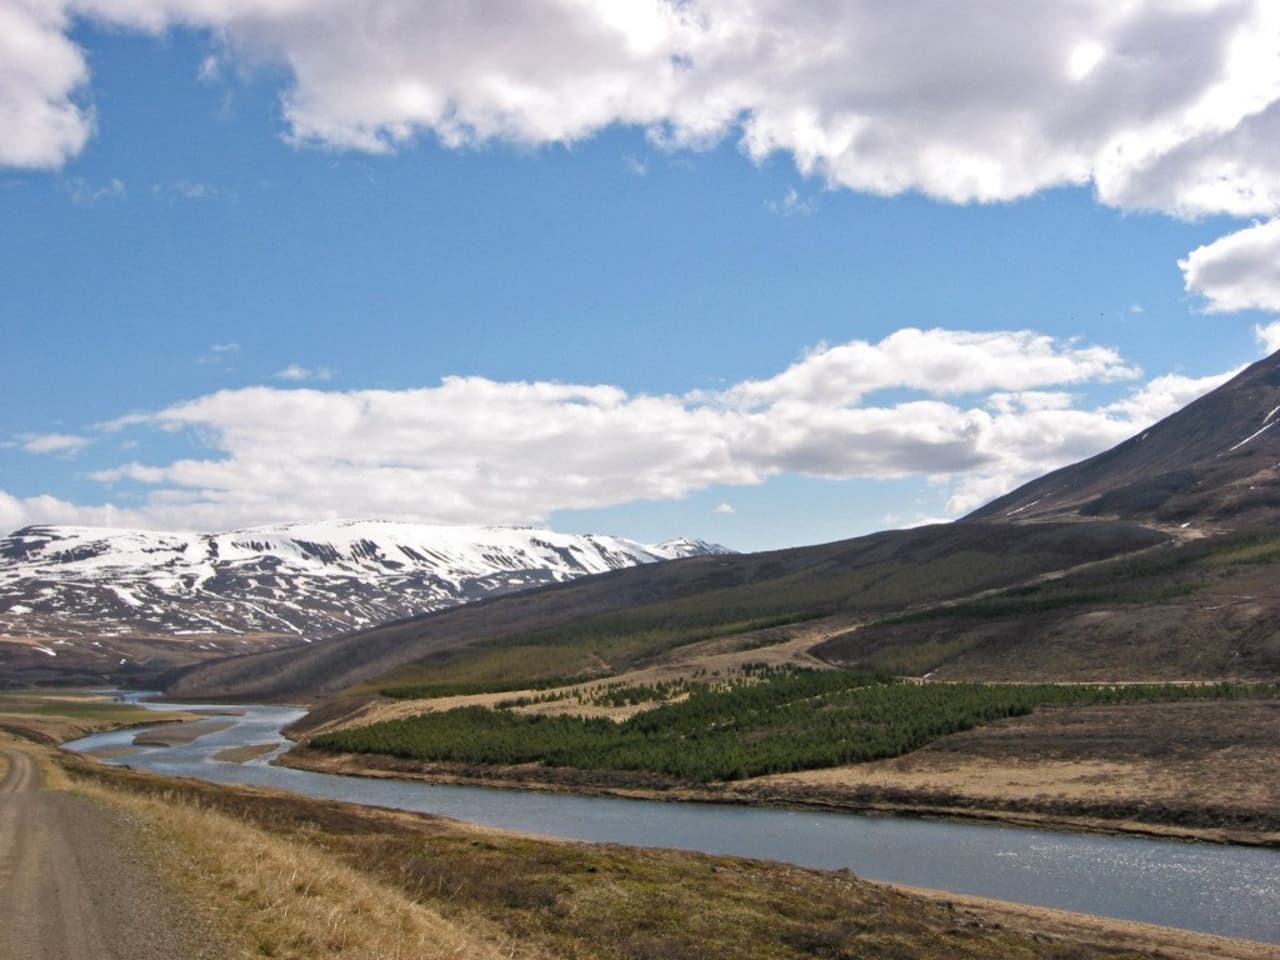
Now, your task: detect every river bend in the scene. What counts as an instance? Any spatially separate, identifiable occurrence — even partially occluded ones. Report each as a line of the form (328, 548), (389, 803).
(65, 699), (1280, 944)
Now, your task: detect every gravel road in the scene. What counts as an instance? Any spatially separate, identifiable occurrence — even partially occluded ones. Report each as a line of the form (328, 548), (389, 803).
(0, 748), (232, 960)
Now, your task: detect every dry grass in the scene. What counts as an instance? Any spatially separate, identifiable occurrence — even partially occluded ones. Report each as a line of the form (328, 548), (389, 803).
(71, 777), (509, 960)
(749, 699), (1280, 844)
(329, 620), (847, 733)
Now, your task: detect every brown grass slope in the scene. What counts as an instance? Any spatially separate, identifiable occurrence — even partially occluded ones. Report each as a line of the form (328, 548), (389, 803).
(816, 526), (1280, 679)
(168, 520), (1164, 700)
(967, 349), (1280, 526)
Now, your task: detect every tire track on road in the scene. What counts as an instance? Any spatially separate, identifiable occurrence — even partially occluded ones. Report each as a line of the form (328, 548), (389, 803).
(0, 747), (229, 960)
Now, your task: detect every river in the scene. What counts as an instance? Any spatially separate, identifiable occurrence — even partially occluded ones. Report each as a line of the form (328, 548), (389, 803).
(65, 698), (1280, 944)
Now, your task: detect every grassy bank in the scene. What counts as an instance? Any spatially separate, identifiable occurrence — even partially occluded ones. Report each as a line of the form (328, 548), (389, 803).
(57, 752), (1269, 960)
(0, 689), (191, 744)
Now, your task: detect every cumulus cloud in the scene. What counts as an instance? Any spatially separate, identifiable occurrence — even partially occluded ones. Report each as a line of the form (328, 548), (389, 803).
(0, 0), (92, 168)
(2, 2), (1278, 316)
(713, 502), (735, 514)
(0, 489), (143, 532)
(1180, 218), (1280, 314)
(18, 432), (91, 455)
(0, 327), (1222, 532)
(1101, 368), (1242, 422)
(723, 329), (1138, 408)
(943, 367), (1241, 514)
(0, 2), (1269, 211)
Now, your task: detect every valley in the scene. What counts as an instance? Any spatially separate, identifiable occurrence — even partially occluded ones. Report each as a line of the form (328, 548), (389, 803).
(8, 352), (1280, 956)
(56, 702), (1280, 949)
(50, 738), (1278, 960)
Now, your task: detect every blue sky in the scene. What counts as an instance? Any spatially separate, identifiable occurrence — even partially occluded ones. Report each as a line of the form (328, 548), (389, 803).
(3, 3), (1280, 550)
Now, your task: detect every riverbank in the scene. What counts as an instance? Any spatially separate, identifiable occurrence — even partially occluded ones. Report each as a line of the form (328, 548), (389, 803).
(58, 750), (1276, 960)
(280, 696), (1280, 848)
(0, 689), (197, 746)
(278, 745), (1280, 848)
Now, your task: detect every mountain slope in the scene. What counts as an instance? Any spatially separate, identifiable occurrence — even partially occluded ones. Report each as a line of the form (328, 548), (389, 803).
(967, 351), (1280, 526)
(167, 519), (1167, 699)
(0, 520), (730, 686)
(171, 354), (1280, 700)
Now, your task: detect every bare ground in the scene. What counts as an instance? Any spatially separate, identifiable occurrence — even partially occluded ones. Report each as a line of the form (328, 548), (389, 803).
(131, 718), (234, 746)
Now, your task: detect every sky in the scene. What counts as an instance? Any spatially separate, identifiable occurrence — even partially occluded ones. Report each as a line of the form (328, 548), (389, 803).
(3, 1), (1280, 552)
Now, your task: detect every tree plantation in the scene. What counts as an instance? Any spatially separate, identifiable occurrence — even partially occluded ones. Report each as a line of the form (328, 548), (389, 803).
(312, 673), (1280, 783)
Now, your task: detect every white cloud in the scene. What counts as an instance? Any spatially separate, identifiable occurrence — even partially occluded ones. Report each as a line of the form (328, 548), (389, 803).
(0, 0), (92, 168)
(765, 187), (814, 217)
(1101, 368), (1242, 422)
(274, 364), (333, 382)
(713, 502), (735, 514)
(0, 1), (1268, 211)
(2, 326), (1225, 532)
(986, 392), (1077, 416)
(0, 489), (143, 532)
(723, 329), (1138, 409)
(18, 432), (90, 455)
(943, 367), (1240, 515)
(1256, 320), (1280, 354)
(1180, 218), (1280, 314)
(2, 2), (1278, 314)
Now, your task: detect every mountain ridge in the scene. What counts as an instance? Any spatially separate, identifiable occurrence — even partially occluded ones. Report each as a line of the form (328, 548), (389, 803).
(966, 351), (1280, 527)
(0, 519), (731, 686)
(167, 350), (1280, 699)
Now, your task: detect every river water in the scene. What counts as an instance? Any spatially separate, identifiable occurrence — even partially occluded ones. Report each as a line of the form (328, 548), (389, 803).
(65, 698), (1280, 944)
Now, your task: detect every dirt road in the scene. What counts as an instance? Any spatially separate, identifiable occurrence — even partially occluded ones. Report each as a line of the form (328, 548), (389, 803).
(0, 748), (230, 960)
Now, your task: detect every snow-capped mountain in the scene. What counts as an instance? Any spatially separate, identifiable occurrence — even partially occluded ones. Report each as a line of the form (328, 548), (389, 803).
(0, 520), (732, 643)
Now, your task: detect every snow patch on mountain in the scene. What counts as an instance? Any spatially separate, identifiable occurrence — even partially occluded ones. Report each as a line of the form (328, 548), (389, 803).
(0, 520), (732, 642)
